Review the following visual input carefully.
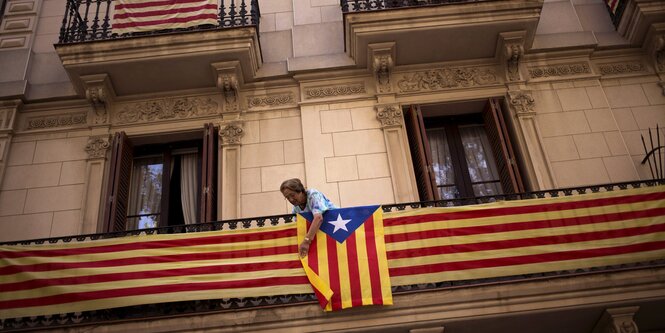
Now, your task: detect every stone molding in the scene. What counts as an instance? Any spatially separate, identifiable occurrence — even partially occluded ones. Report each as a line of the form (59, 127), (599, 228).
(651, 33), (664, 72)
(592, 307), (640, 333)
(498, 31), (526, 82)
(82, 74), (116, 126)
(115, 97), (218, 124)
(247, 93), (295, 109)
(597, 62), (646, 75)
(25, 113), (87, 130)
(0, 100), (20, 132)
(528, 63), (591, 78)
(508, 90), (535, 117)
(0, 0), (36, 49)
(219, 122), (244, 146)
(659, 81), (665, 96)
(304, 83), (366, 99)
(85, 135), (111, 159)
(375, 105), (403, 128)
(369, 42), (396, 94)
(396, 66), (498, 93)
(212, 61), (243, 113)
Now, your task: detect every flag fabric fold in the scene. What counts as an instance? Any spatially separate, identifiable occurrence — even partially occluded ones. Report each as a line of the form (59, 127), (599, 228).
(113, 0), (219, 35)
(297, 205), (393, 311)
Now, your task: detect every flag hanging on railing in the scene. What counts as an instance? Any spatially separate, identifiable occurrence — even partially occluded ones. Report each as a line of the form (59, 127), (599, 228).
(604, 0), (621, 14)
(297, 205), (393, 311)
(113, 0), (218, 35)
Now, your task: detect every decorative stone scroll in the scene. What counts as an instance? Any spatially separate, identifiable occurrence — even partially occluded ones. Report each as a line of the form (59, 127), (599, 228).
(82, 74), (115, 126)
(397, 66), (498, 93)
(115, 97), (218, 124)
(376, 105), (403, 128)
(528, 63), (591, 78)
(212, 61), (243, 113)
(247, 93), (294, 108)
(592, 307), (639, 333)
(219, 122), (244, 145)
(304, 83), (366, 99)
(505, 43), (523, 81)
(25, 113), (87, 130)
(85, 135), (111, 159)
(508, 91), (535, 116)
(654, 34), (665, 72)
(598, 62), (646, 75)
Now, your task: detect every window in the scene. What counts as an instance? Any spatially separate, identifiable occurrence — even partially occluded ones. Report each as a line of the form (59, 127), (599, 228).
(405, 99), (524, 201)
(103, 123), (218, 231)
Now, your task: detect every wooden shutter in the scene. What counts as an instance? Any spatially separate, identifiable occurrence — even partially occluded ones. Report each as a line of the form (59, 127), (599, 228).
(483, 99), (525, 194)
(405, 105), (440, 201)
(102, 132), (133, 231)
(200, 123), (218, 223)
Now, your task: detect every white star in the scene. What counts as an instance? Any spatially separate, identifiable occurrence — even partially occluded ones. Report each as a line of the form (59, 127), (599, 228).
(328, 214), (352, 233)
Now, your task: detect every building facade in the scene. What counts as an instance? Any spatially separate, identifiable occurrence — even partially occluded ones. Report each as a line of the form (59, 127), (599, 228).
(1, 0), (665, 331)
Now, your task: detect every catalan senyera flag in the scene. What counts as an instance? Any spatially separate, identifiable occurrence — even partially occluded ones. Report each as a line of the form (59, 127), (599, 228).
(2, 186), (665, 319)
(297, 205), (393, 311)
(112, 0), (218, 35)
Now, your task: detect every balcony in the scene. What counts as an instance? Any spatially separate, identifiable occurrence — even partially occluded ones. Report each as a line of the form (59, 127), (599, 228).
(2, 180), (665, 332)
(341, 0), (544, 68)
(55, 0), (261, 97)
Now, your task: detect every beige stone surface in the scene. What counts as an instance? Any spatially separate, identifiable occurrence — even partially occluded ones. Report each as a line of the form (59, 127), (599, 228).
(631, 105), (665, 130)
(618, 76), (660, 85)
(332, 129), (386, 156)
(573, 80), (600, 88)
(350, 106), (382, 130)
(603, 131), (629, 156)
(293, 0), (321, 26)
(325, 156), (358, 182)
(240, 167), (261, 194)
(631, 155), (655, 180)
(533, 89), (562, 113)
(0, 213), (53, 242)
(621, 130), (650, 156)
(51, 210), (81, 237)
(292, 22), (344, 57)
(604, 85), (650, 108)
(338, 177), (394, 207)
(602, 155), (639, 183)
(300, 105), (339, 206)
(260, 13), (276, 32)
(241, 191), (286, 217)
(311, 0), (338, 6)
(357, 153), (391, 179)
(557, 87), (592, 111)
(551, 159), (610, 187)
(543, 136), (579, 162)
(2, 163), (62, 190)
(241, 120), (260, 145)
(573, 133), (611, 158)
(261, 163), (306, 192)
(321, 109), (352, 133)
(642, 82), (665, 105)
(276, 12), (294, 31)
(260, 0), (292, 13)
(0, 189), (26, 216)
(585, 86), (609, 108)
(611, 108), (639, 131)
(552, 81), (575, 89)
(538, 112), (590, 137)
(241, 142), (285, 168)
(283, 139), (305, 164)
(7, 141), (35, 166)
(33, 137), (88, 163)
(584, 108), (618, 132)
(320, 5), (342, 23)
(23, 184), (84, 214)
(536, 0), (583, 35)
(59, 160), (86, 185)
(260, 30), (293, 63)
(260, 116), (302, 142)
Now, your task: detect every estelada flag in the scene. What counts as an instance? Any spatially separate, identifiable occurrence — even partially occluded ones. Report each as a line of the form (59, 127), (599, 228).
(297, 205), (392, 311)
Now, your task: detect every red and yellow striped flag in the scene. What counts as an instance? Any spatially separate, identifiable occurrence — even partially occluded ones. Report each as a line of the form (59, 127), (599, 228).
(113, 0), (218, 35)
(297, 205), (393, 311)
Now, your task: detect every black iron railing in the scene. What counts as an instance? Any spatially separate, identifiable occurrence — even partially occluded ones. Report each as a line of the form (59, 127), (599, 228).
(2, 179), (664, 331)
(58, 0), (260, 44)
(340, 0), (483, 13)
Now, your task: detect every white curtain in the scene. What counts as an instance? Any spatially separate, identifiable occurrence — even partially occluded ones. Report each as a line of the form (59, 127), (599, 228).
(127, 157), (163, 229)
(427, 128), (458, 199)
(459, 125), (502, 196)
(180, 153), (199, 225)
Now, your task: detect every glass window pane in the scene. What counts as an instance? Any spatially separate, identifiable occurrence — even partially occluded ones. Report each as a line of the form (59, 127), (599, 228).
(472, 182), (502, 197)
(437, 185), (460, 200)
(426, 128), (455, 187)
(127, 215), (160, 230)
(127, 156), (163, 230)
(459, 125), (500, 184)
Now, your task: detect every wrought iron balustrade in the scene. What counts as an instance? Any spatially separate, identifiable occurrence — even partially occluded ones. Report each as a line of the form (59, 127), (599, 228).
(58, 0), (260, 44)
(340, 0), (484, 13)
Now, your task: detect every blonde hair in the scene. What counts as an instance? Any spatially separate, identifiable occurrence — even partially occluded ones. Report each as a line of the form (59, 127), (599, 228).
(280, 178), (306, 193)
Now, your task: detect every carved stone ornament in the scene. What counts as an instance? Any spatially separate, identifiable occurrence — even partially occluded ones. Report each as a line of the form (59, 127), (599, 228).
(0, 101), (19, 131)
(505, 43), (523, 81)
(376, 105), (403, 128)
(247, 93), (294, 108)
(528, 63), (591, 78)
(374, 54), (393, 93)
(608, 319), (638, 333)
(397, 66), (498, 93)
(116, 97), (218, 124)
(654, 34), (665, 72)
(85, 86), (108, 125)
(659, 81), (665, 96)
(304, 83), (366, 99)
(220, 74), (239, 112)
(219, 123), (244, 145)
(598, 62), (646, 75)
(508, 91), (535, 116)
(25, 113), (87, 130)
(85, 135), (111, 159)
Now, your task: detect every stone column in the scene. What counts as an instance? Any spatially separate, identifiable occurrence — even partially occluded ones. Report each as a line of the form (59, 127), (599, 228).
(218, 122), (243, 220)
(81, 135), (111, 234)
(592, 306), (640, 333)
(0, 100), (19, 190)
(507, 90), (556, 190)
(376, 104), (418, 203)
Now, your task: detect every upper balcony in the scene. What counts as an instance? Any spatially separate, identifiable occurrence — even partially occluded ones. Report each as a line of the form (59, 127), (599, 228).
(55, 0), (262, 98)
(341, 0), (544, 69)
